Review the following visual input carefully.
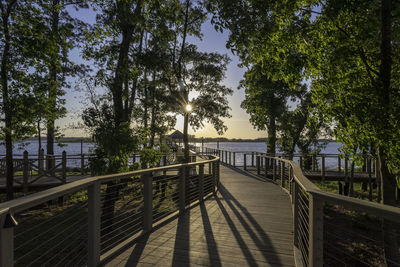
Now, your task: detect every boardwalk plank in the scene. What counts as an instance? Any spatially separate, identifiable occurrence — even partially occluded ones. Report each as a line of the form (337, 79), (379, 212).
(103, 165), (294, 267)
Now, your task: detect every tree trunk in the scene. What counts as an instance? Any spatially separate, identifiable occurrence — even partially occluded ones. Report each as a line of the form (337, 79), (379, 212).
(1, 2), (15, 200)
(349, 160), (355, 197)
(267, 117), (276, 156)
(38, 120), (42, 155)
(102, 0), (143, 236)
(378, 0), (400, 263)
(149, 71), (157, 147)
(183, 112), (190, 163)
(46, 0), (60, 170)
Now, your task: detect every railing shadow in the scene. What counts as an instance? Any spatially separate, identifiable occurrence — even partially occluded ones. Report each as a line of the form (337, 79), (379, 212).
(123, 234), (149, 266)
(171, 208), (190, 266)
(200, 201), (222, 267)
(216, 183), (285, 266)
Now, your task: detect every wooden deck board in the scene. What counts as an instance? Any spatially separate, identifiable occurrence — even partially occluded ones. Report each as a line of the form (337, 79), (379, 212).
(103, 165), (294, 267)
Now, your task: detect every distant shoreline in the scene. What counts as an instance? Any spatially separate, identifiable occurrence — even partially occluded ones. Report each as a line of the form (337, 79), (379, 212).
(9, 137), (335, 144)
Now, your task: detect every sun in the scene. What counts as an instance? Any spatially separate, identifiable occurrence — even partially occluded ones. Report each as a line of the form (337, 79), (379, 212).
(185, 104), (192, 112)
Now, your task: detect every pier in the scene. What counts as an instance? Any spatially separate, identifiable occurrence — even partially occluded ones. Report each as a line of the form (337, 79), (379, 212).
(0, 152), (399, 266)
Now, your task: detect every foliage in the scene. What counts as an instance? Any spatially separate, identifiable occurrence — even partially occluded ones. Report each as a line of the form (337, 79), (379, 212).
(139, 148), (162, 168)
(82, 98), (138, 174)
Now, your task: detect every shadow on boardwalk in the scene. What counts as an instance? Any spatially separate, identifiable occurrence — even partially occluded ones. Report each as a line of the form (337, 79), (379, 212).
(103, 166), (294, 266)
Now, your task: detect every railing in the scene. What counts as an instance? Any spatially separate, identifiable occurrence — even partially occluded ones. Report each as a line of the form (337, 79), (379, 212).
(0, 154), (220, 267)
(204, 147), (383, 202)
(0, 151), (177, 193)
(204, 147), (400, 266)
(265, 156), (400, 267)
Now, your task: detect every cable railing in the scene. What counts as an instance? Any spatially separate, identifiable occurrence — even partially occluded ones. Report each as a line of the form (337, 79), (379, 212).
(0, 154), (220, 267)
(204, 147), (400, 266)
(204, 147), (384, 202)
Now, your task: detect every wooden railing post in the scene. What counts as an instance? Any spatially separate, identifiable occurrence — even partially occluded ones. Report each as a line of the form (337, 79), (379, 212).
(338, 155), (341, 172)
(213, 161), (220, 194)
(256, 155), (260, 175)
(226, 151), (228, 164)
(143, 173), (153, 231)
(62, 151), (67, 184)
(39, 148), (44, 174)
(0, 211), (14, 267)
(23, 150), (29, 194)
(251, 152), (254, 167)
(272, 159), (276, 180)
(299, 156), (303, 169)
(243, 154), (247, 170)
(233, 152), (236, 168)
(264, 156), (268, 179)
(293, 182), (299, 247)
(179, 166), (186, 213)
(309, 194), (324, 266)
(368, 157), (373, 201)
(376, 158), (382, 203)
(199, 164), (204, 201)
(88, 181), (100, 267)
(321, 155), (325, 180)
(312, 155), (316, 172)
(221, 150), (224, 163)
(81, 154), (85, 175)
(281, 161), (285, 187)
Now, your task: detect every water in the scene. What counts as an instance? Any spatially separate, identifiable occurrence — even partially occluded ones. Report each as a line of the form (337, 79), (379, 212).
(0, 140), (343, 169)
(201, 141), (344, 170)
(201, 141), (342, 154)
(1, 140), (341, 156)
(0, 140), (96, 156)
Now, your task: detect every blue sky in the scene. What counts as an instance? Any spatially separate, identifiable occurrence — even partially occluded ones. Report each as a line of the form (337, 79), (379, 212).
(60, 6), (266, 139)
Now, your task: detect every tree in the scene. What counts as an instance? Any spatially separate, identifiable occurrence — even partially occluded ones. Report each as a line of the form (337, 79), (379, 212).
(37, 0), (88, 162)
(209, 0), (400, 263)
(0, 1), (46, 199)
(167, 0), (232, 162)
(239, 63), (290, 155)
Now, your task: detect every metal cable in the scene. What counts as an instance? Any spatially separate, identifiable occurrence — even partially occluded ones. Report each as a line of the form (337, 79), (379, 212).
(15, 199), (88, 239)
(15, 215), (88, 264)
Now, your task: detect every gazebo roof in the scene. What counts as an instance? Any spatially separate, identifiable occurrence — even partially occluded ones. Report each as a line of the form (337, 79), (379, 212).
(168, 130), (184, 139)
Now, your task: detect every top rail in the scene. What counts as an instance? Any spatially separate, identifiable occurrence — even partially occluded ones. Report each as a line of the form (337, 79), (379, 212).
(0, 155), (219, 215)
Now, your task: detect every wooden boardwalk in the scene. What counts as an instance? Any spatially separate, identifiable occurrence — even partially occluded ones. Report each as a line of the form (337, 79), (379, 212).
(237, 166), (373, 182)
(103, 166), (294, 267)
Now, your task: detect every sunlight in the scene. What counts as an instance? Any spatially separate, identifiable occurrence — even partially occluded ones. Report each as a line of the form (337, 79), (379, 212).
(185, 104), (192, 112)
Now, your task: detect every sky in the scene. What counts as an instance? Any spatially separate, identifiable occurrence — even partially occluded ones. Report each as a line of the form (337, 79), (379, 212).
(60, 6), (266, 139)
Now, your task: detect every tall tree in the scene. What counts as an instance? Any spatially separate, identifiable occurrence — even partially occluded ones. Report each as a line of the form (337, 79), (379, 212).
(209, 0), (400, 262)
(39, 0), (87, 162)
(239, 63), (290, 155)
(168, 0), (232, 162)
(0, 1), (45, 199)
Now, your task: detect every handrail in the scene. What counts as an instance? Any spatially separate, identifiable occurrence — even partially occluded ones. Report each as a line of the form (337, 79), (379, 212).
(267, 156), (400, 222)
(259, 154), (400, 266)
(0, 156), (218, 214)
(0, 154), (220, 267)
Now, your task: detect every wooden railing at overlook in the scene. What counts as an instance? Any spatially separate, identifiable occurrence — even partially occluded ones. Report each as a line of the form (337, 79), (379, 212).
(0, 154), (220, 267)
(204, 148), (400, 267)
(0, 151), (178, 193)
